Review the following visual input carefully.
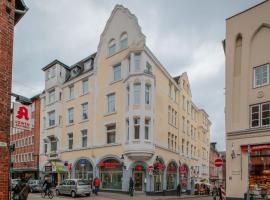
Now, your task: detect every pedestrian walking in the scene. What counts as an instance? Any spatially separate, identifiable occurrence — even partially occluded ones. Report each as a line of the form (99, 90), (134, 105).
(129, 177), (134, 196)
(176, 183), (181, 196)
(218, 186), (222, 200)
(212, 185), (217, 200)
(94, 177), (100, 195)
(13, 176), (30, 200)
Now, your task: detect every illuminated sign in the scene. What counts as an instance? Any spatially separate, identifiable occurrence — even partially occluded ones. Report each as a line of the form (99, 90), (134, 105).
(13, 103), (31, 130)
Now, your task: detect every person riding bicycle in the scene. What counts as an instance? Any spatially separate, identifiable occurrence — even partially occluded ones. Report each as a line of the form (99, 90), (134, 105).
(42, 177), (52, 195)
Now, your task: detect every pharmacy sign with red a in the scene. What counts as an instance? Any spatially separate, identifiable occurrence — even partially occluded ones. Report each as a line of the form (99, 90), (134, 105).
(13, 103), (31, 130)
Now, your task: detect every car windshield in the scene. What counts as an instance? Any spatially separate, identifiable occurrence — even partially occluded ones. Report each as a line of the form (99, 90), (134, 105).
(77, 180), (88, 185)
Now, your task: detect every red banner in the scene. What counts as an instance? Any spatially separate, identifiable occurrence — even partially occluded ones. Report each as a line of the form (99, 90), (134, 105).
(241, 144), (270, 151)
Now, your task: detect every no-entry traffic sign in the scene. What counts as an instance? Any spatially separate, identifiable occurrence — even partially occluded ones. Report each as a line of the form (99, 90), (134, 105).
(214, 158), (223, 167)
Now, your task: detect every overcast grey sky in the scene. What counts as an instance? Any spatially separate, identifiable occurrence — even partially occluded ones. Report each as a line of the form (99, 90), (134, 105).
(12, 0), (264, 151)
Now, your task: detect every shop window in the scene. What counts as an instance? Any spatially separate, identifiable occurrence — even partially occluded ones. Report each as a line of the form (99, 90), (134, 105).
(180, 165), (189, 191)
(134, 118), (140, 139)
(106, 124), (116, 144)
(153, 159), (165, 191)
(75, 159), (93, 180)
(167, 162), (177, 190)
(99, 159), (122, 190)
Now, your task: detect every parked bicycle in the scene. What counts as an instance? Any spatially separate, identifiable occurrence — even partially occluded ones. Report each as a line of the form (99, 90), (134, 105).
(41, 189), (54, 199)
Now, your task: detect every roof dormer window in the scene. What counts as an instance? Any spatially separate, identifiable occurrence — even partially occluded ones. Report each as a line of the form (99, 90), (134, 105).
(71, 67), (80, 77)
(84, 60), (92, 72)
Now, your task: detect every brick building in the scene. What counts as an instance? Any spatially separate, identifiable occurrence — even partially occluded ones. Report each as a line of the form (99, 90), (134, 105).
(10, 95), (41, 179)
(0, 0), (27, 199)
(209, 142), (224, 187)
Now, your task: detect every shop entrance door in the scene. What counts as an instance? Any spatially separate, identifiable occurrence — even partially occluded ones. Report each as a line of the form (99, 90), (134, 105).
(134, 172), (143, 191)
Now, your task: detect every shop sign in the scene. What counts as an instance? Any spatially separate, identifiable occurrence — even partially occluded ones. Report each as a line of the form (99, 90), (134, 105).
(241, 144), (270, 151)
(135, 165), (144, 171)
(154, 162), (165, 171)
(13, 103), (31, 131)
(99, 161), (120, 169)
(56, 165), (65, 173)
(45, 166), (52, 172)
(214, 158), (223, 168)
(180, 166), (188, 174)
(167, 165), (177, 173)
(80, 159), (86, 167)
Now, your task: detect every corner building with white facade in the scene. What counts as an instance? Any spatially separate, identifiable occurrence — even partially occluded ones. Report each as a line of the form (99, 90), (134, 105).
(39, 5), (211, 194)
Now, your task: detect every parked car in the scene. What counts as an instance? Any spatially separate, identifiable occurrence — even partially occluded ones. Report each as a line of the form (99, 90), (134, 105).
(56, 179), (91, 198)
(11, 179), (20, 191)
(28, 179), (42, 193)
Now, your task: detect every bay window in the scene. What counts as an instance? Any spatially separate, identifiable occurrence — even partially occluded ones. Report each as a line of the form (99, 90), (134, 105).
(145, 84), (151, 105)
(145, 119), (150, 140)
(134, 118), (140, 139)
(113, 64), (121, 81)
(134, 53), (141, 71)
(134, 83), (141, 105)
(48, 111), (55, 126)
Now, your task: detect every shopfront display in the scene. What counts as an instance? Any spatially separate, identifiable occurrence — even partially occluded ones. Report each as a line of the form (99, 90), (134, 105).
(245, 147), (270, 199)
(167, 162), (177, 190)
(180, 164), (189, 192)
(74, 159), (93, 180)
(153, 159), (165, 191)
(133, 162), (147, 191)
(99, 159), (123, 190)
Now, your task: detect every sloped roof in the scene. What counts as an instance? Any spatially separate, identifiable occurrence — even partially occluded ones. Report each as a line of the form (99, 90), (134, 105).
(15, 0), (28, 25)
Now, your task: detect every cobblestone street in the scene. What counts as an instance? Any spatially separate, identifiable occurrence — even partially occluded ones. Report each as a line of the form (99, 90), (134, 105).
(28, 192), (212, 200)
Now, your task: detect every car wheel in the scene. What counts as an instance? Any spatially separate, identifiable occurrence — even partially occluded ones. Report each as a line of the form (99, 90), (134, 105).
(56, 189), (61, 196)
(86, 193), (90, 197)
(71, 191), (76, 198)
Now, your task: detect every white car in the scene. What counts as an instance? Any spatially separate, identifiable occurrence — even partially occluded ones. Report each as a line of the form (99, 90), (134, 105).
(56, 179), (91, 198)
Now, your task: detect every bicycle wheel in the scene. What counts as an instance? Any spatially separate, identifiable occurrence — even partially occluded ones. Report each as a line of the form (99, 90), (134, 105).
(48, 191), (54, 199)
(41, 191), (46, 198)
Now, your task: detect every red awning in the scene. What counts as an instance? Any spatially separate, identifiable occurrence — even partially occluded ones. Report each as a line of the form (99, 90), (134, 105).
(241, 144), (270, 151)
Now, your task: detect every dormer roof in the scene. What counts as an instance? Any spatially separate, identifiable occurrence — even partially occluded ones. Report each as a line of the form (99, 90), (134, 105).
(41, 59), (69, 71)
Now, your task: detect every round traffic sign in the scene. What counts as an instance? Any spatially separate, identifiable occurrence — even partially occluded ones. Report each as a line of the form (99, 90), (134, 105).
(214, 158), (223, 167)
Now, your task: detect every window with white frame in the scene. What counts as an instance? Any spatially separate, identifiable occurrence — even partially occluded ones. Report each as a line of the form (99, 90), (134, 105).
(84, 60), (92, 71)
(145, 118), (150, 140)
(113, 64), (121, 81)
(254, 64), (269, 87)
(68, 133), (73, 150)
(126, 119), (129, 141)
(81, 129), (88, 148)
(250, 102), (270, 128)
(48, 111), (55, 126)
(134, 53), (141, 71)
(48, 90), (55, 104)
(68, 107), (74, 124)
(120, 32), (128, 49)
(82, 79), (89, 95)
(50, 137), (57, 152)
(134, 83), (141, 105)
(81, 102), (88, 120)
(107, 93), (115, 113)
(134, 117), (140, 139)
(108, 39), (116, 56)
(145, 84), (151, 105)
(106, 124), (116, 144)
(127, 86), (130, 106)
(69, 85), (75, 99)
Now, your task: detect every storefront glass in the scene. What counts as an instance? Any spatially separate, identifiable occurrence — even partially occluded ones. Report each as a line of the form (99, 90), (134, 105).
(99, 159), (122, 190)
(249, 148), (270, 199)
(133, 162), (146, 191)
(74, 159), (93, 180)
(167, 162), (177, 190)
(180, 164), (189, 192)
(153, 159), (165, 191)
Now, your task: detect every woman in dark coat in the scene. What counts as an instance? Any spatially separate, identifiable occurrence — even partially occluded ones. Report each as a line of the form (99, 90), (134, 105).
(129, 177), (134, 196)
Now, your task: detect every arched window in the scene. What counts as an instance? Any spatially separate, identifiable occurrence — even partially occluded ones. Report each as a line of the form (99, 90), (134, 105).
(234, 34), (242, 76)
(108, 39), (116, 56)
(153, 158), (165, 191)
(74, 159), (93, 180)
(120, 32), (128, 49)
(167, 161), (177, 190)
